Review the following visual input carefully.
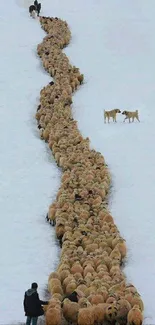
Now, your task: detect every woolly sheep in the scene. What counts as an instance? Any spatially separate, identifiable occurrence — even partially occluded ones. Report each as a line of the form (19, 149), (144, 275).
(46, 305), (62, 325)
(37, 17), (143, 320)
(105, 303), (118, 322)
(63, 298), (79, 324)
(127, 305), (143, 325)
(78, 306), (95, 325)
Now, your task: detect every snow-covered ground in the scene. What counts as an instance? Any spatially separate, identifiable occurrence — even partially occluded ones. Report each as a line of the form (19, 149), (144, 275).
(0, 1), (61, 324)
(1, 0), (155, 323)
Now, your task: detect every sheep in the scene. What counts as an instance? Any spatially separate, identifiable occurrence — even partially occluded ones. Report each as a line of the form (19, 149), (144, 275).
(83, 265), (95, 277)
(50, 285), (63, 295)
(65, 281), (77, 295)
(105, 303), (118, 322)
(71, 263), (83, 275)
(130, 295), (144, 311)
(89, 294), (104, 305)
(37, 16), (143, 320)
(52, 293), (63, 301)
(48, 272), (60, 281)
(127, 305), (143, 325)
(46, 305), (62, 325)
(63, 298), (79, 324)
(48, 278), (61, 292)
(116, 299), (131, 325)
(78, 306), (95, 325)
(93, 303), (106, 324)
(59, 269), (70, 282)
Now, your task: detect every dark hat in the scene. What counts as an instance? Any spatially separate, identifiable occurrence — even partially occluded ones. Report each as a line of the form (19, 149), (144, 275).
(31, 282), (38, 289)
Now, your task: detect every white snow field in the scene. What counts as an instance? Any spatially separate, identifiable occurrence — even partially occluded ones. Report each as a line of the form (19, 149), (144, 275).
(1, 0), (155, 323)
(0, 1), (61, 324)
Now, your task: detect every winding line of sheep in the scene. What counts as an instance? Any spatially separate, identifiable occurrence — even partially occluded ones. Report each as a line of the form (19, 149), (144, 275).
(36, 16), (144, 325)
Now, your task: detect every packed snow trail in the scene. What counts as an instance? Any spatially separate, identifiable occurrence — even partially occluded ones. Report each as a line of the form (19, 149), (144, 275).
(0, 1), (60, 324)
(39, 0), (155, 322)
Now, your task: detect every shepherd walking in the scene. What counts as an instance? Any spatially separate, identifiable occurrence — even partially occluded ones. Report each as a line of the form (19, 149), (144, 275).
(23, 282), (48, 325)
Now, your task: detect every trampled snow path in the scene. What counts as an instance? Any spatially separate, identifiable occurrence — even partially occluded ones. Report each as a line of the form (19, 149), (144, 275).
(40, 0), (155, 322)
(0, 1), (60, 324)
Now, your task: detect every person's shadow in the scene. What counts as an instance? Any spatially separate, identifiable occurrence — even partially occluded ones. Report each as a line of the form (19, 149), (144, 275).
(14, 319), (45, 325)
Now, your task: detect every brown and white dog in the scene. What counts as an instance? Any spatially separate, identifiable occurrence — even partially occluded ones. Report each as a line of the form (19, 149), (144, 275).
(104, 109), (121, 123)
(122, 110), (140, 123)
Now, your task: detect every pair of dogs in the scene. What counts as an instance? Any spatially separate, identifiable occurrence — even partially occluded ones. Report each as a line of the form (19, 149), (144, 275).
(104, 109), (140, 123)
(29, 0), (41, 17)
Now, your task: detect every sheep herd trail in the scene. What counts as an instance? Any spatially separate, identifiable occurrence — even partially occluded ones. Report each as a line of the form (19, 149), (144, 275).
(33, 10), (144, 325)
(1, 1), (146, 325)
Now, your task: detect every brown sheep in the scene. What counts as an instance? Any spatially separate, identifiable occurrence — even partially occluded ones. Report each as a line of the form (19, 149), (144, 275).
(48, 272), (60, 281)
(127, 305), (143, 325)
(37, 18), (143, 323)
(46, 305), (62, 325)
(50, 285), (63, 295)
(130, 295), (144, 311)
(93, 303), (106, 324)
(89, 294), (104, 305)
(105, 303), (118, 322)
(116, 299), (131, 324)
(48, 278), (61, 292)
(65, 281), (77, 295)
(71, 263), (83, 275)
(78, 306), (95, 325)
(63, 298), (79, 324)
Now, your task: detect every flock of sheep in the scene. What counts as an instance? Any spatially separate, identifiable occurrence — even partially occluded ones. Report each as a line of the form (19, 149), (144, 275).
(36, 16), (144, 325)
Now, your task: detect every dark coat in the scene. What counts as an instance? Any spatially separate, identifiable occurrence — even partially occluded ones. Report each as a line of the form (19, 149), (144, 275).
(34, 0), (38, 7)
(36, 3), (41, 16)
(23, 288), (48, 317)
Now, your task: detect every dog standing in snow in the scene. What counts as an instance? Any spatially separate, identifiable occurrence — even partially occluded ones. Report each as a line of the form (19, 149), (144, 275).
(104, 109), (121, 123)
(122, 110), (140, 123)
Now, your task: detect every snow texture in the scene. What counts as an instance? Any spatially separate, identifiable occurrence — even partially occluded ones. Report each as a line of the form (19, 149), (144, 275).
(0, 1), (60, 324)
(1, 0), (155, 323)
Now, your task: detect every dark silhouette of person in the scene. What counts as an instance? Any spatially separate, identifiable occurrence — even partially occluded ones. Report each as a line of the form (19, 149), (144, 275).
(23, 282), (48, 325)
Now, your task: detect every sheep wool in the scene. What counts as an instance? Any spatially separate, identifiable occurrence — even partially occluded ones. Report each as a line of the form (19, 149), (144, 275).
(35, 14), (144, 325)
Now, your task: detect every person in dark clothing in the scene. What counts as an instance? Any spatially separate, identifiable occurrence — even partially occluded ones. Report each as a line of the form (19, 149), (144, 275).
(36, 3), (41, 16)
(23, 282), (48, 325)
(34, 0), (38, 7)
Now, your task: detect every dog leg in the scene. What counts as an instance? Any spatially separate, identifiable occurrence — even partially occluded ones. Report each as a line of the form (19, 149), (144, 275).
(136, 116), (140, 122)
(123, 117), (127, 122)
(129, 118), (131, 123)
